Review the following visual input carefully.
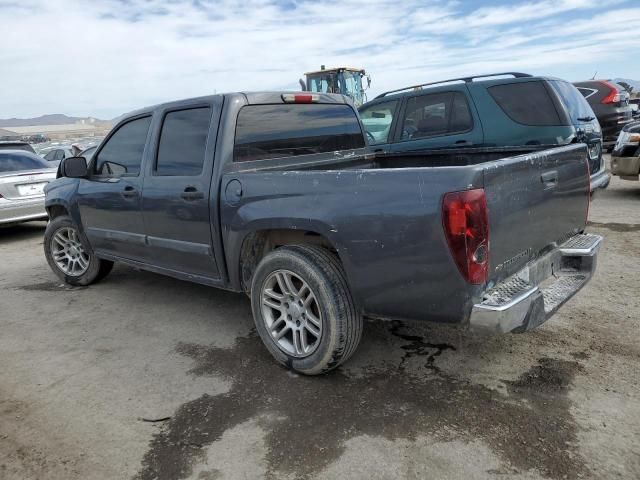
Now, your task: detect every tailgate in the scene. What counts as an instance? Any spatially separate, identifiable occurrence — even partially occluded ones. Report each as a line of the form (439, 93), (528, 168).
(483, 144), (590, 284)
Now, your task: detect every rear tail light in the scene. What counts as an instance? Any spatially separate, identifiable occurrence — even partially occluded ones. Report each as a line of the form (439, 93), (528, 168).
(281, 93), (319, 103)
(442, 189), (489, 284)
(600, 81), (621, 104)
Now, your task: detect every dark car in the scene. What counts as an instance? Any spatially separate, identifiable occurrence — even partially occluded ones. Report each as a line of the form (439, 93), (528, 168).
(359, 73), (608, 190)
(0, 141), (37, 154)
(610, 120), (640, 181)
(24, 134), (50, 143)
(630, 99), (640, 120)
(43, 91), (601, 374)
(573, 80), (633, 151)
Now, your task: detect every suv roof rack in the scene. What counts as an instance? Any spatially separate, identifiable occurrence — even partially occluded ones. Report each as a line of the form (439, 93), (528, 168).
(375, 72), (533, 99)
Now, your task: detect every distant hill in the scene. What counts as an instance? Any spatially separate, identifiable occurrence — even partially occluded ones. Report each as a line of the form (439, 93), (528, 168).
(0, 114), (108, 128)
(612, 78), (640, 92)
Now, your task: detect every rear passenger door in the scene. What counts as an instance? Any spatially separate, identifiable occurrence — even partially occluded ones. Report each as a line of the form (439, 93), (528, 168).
(141, 101), (221, 280)
(390, 88), (482, 152)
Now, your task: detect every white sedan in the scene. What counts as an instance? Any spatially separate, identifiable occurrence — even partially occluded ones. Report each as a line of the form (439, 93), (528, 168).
(0, 150), (57, 225)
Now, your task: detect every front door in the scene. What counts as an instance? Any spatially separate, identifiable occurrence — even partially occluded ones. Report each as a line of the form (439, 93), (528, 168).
(140, 104), (220, 280)
(358, 98), (399, 154)
(76, 115), (152, 261)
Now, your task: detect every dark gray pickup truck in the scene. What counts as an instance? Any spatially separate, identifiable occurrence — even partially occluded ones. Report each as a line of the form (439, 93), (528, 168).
(44, 92), (602, 374)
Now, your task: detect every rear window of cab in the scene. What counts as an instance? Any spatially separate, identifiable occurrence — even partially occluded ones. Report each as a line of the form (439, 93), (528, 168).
(233, 104), (365, 162)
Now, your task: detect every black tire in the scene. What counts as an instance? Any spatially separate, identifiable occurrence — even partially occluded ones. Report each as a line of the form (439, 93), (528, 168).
(250, 245), (362, 375)
(44, 215), (113, 286)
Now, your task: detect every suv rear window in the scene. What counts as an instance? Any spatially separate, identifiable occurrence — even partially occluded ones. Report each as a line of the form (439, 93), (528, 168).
(488, 81), (563, 126)
(551, 81), (595, 124)
(234, 104), (365, 162)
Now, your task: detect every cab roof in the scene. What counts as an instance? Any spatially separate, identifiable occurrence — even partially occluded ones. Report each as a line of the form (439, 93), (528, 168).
(114, 92), (352, 127)
(305, 67), (365, 75)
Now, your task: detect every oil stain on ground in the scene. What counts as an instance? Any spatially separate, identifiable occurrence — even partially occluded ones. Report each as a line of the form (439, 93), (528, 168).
(135, 326), (586, 480)
(14, 281), (84, 292)
(588, 221), (640, 233)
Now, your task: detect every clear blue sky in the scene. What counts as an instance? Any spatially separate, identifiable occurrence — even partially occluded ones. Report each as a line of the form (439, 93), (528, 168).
(1, 0), (639, 118)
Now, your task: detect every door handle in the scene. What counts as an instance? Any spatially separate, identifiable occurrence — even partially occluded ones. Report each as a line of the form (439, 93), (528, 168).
(181, 187), (204, 201)
(455, 140), (472, 146)
(541, 170), (558, 188)
(121, 186), (138, 198)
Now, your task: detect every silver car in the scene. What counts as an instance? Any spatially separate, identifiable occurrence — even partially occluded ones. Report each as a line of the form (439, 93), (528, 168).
(0, 150), (57, 225)
(41, 146), (75, 167)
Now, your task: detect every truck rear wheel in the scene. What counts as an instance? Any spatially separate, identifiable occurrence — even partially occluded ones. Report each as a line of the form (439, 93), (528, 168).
(250, 245), (362, 375)
(44, 215), (113, 286)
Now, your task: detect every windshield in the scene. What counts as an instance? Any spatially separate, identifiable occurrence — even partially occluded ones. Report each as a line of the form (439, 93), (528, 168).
(307, 74), (335, 93)
(359, 100), (398, 145)
(0, 151), (50, 172)
(307, 71), (365, 106)
(339, 71), (364, 106)
(0, 142), (36, 153)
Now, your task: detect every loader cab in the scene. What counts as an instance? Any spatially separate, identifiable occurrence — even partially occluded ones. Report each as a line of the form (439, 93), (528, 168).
(304, 67), (369, 107)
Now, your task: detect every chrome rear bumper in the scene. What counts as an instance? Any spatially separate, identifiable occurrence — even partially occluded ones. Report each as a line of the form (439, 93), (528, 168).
(469, 233), (602, 335)
(611, 155), (640, 179)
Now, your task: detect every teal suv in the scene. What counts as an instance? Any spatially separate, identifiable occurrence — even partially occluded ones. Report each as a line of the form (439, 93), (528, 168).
(359, 73), (609, 190)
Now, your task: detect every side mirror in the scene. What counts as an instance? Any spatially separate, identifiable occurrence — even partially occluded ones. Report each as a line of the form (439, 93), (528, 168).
(61, 156), (88, 178)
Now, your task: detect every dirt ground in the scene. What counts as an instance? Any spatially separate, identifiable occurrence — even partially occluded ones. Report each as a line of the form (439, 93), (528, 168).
(1, 158), (639, 480)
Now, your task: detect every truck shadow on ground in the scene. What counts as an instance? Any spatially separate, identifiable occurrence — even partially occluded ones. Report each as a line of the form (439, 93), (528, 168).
(136, 322), (588, 480)
(0, 221), (46, 244)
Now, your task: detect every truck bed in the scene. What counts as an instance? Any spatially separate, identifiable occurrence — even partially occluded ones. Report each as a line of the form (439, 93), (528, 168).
(221, 144), (590, 325)
(228, 145), (554, 172)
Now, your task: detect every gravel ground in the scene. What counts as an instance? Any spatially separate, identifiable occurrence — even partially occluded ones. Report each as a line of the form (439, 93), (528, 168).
(1, 159), (639, 480)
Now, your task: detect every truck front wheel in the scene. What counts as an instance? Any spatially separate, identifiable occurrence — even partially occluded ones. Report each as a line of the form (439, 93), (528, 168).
(250, 245), (362, 375)
(44, 215), (113, 286)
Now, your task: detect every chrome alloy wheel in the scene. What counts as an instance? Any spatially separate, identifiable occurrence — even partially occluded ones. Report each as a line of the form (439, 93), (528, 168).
(261, 269), (323, 358)
(50, 227), (90, 276)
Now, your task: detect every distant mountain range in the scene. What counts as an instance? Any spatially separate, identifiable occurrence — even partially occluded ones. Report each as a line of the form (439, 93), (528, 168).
(0, 114), (110, 128)
(2, 80), (638, 126)
(612, 78), (640, 92)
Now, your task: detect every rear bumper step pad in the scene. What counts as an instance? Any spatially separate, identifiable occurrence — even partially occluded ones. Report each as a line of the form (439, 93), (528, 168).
(469, 233), (602, 334)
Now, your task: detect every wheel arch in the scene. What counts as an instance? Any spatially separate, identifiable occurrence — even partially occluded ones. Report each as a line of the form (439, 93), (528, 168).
(45, 192), (89, 251)
(46, 204), (69, 220)
(236, 227), (353, 298)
